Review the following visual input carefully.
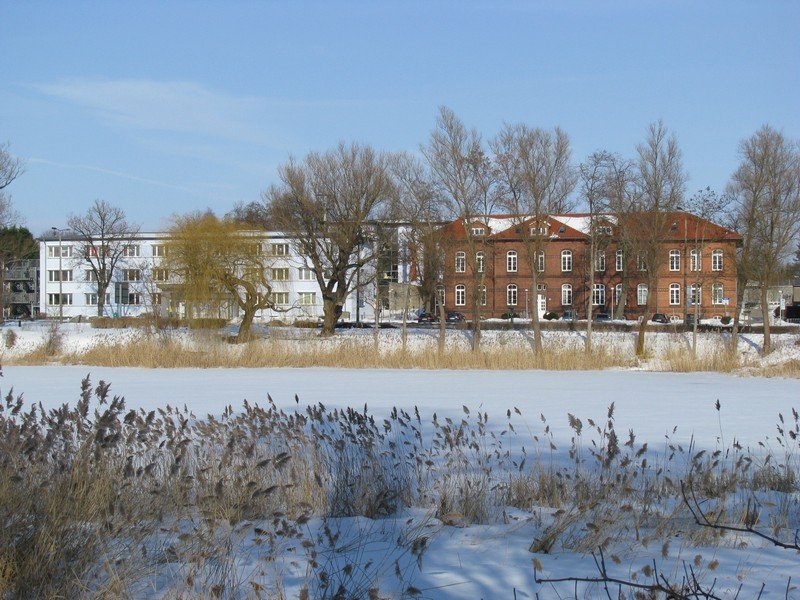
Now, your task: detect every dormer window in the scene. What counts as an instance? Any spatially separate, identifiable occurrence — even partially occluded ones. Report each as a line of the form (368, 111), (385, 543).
(470, 226), (485, 236)
(596, 225), (612, 235)
(530, 226), (547, 236)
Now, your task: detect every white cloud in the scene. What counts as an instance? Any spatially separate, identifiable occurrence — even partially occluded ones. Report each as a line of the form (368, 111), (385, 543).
(34, 78), (267, 145)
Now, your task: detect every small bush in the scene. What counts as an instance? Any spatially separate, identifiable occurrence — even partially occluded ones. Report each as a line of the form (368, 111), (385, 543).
(3, 329), (16, 349)
(720, 316), (732, 325)
(543, 311), (559, 321)
(501, 312), (520, 320)
(187, 318), (228, 329)
(294, 319), (320, 329)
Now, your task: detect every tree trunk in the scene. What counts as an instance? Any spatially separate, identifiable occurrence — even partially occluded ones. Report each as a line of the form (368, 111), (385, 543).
(530, 267), (542, 353)
(614, 275), (627, 320)
(236, 305), (256, 343)
(691, 282), (699, 358)
(438, 299), (446, 355)
(761, 283), (771, 355)
(401, 285), (409, 352)
(586, 261), (594, 354)
(729, 277), (746, 354)
(321, 297), (340, 336)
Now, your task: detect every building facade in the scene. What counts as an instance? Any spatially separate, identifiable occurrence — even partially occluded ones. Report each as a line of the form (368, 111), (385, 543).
(38, 228), (417, 322)
(440, 212), (741, 320)
(3, 259), (39, 318)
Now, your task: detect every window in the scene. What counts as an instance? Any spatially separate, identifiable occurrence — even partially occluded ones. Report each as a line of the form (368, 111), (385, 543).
(712, 249), (723, 271)
(561, 284), (573, 306)
(506, 284), (518, 306)
(537, 250), (545, 272)
(687, 284), (701, 306)
(669, 249), (680, 271)
(48, 245), (72, 258)
(127, 293), (143, 305)
(298, 267), (315, 281)
(479, 285), (487, 306)
(455, 285), (466, 306)
(561, 250), (572, 272)
(436, 285), (445, 309)
(87, 245), (104, 258)
(152, 268), (168, 282)
(298, 292), (317, 305)
(455, 251), (466, 273)
(470, 227), (485, 236)
(616, 249), (624, 272)
(596, 225), (613, 236)
(669, 283), (681, 306)
(271, 268), (290, 281)
(48, 269), (72, 282)
(530, 226), (547, 236)
(271, 292), (289, 305)
(84, 293), (110, 306)
(637, 284), (648, 306)
(615, 283), (623, 306)
(690, 249), (701, 272)
(637, 253), (647, 271)
(151, 293), (162, 305)
(592, 284), (605, 306)
(506, 251), (517, 273)
(595, 251), (606, 272)
(122, 269), (141, 282)
(712, 283), (724, 305)
(85, 270), (98, 282)
(152, 244), (167, 257)
(271, 243), (290, 256)
(124, 245), (140, 257)
(48, 293), (72, 305)
(475, 251), (485, 273)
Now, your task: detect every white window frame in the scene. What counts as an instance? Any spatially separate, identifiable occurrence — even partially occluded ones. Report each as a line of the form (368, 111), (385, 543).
(48, 245), (72, 258)
(530, 226), (547, 237)
(616, 249), (624, 272)
(687, 283), (701, 307)
(615, 283), (623, 306)
(455, 284), (466, 306)
(470, 226), (485, 236)
(506, 284), (518, 306)
(690, 248), (702, 272)
(669, 283), (681, 306)
(475, 251), (485, 273)
(48, 293), (72, 306)
(152, 244), (167, 257)
(48, 269), (72, 282)
(595, 251), (606, 272)
(122, 269), (141, 282)
(479, 285), (487, 306)
(669, 249), (681, 272)
(561, 249), (572, 272)
(298, 267), (315, 281)
(561, 284), (572, 306)
(592, 284), (605, 306)
(298, 292), (317, 306)
(271, 267), (290, 281)
(271, 291), (289, 305)
(271, 243), (290, 256)
(506, 251), (517, 273)
(455, 251), (466, 273)
(711, 249), (723, 271)
(712, 283), (724, 305)
(637, 284), (648, 306)
(124, 245), (140, 257)
(152, 268), (168, 282)
(85, 269), (98, 282)
(536, 250), (545, 272)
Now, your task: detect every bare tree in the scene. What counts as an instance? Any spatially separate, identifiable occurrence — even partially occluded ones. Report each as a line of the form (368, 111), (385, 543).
(727, 125), (800, 355)
(0, 143), (24, 227)
(391, 152), (446, 351)
(629, 121), (687, 357)
(266, 143), (394, 336)
(493, 123), (576, 352)
(67, 200), (141, 317)
(423, 107), (497, 351)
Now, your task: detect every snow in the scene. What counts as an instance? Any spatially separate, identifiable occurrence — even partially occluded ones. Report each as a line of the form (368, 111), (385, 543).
(2, 321), (800, 598)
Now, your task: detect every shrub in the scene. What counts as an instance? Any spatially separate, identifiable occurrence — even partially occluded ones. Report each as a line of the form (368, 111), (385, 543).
(543, 311), (559, 320)
(720, 316), (732, 325)
(3, 329), (16, 349)
(294, 319), (320, 329)
(187, 318), (228, 329)
(501, 312), (520, 320)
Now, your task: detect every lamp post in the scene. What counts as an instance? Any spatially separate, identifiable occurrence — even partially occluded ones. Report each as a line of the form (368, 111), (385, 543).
(51, 227), (63, 322)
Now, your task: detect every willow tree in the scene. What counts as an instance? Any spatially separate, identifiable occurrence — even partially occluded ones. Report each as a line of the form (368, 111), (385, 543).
(266, 143), (394, 336)
(166, 212), (274, 342)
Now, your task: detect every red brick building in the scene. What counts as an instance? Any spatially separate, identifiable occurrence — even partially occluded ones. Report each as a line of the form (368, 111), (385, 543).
(439, 213), (741, 320)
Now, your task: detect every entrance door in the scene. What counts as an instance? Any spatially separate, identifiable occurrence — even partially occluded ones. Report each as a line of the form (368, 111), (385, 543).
(537, 294), (547, 318)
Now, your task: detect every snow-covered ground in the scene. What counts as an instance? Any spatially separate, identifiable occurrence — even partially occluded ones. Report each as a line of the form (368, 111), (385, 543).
(2, 364), (799, 598)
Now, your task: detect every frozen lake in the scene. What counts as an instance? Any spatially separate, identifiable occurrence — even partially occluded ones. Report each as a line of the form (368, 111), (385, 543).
(3, 365), (797, 451)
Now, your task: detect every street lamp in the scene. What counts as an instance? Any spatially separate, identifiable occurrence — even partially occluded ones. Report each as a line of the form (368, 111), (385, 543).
(51, 227), (64, 322)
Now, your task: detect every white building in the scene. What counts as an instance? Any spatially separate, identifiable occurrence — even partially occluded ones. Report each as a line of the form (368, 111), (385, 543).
(38, 229), (418, 323)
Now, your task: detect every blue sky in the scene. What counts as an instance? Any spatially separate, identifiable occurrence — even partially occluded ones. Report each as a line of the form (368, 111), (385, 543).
(2, 1), (798, 235)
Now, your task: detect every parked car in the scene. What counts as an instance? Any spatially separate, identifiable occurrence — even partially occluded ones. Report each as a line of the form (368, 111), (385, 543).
(417, 312), (435, 323)
(561, 310), (578, 321)
(446, 311), (466, 323)
(650, 313), (670, 324)
(593, 312), (611, 322)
